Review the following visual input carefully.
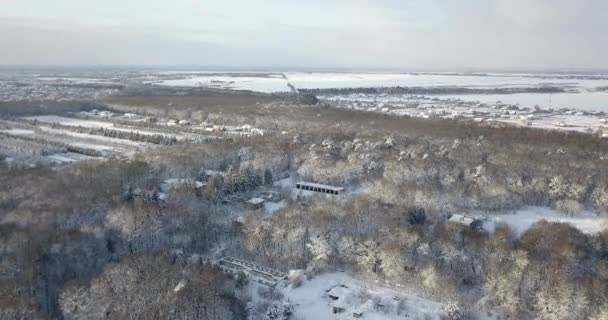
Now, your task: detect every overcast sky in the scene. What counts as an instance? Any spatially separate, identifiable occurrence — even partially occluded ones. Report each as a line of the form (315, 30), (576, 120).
(1, 0), (607, 70)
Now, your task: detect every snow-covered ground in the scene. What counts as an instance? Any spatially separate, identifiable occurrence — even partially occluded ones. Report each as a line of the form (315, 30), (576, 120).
(150, 74), (292, 93)
(280, 272), (451, 320)
(26, 115), (117, 129)
(68, 142), (114, 152)
(148, 72), (608, 96)
(0, 128), (36, 136)
(285, 72), (608, 91)
(264, 200), (287, 215)
(430, 91), (608, 112)
(44, 152), (97, 164)
(477, 207), (608, 235)
(37, 126), (148, 148)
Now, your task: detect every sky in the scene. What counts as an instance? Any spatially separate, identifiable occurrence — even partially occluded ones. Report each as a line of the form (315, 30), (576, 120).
(1, 0), (607, 70)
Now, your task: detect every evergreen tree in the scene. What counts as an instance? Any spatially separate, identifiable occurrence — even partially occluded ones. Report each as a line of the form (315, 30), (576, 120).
(264, 168), (273, 186)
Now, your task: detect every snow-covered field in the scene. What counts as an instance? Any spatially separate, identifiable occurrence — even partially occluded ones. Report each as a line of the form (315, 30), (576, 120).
(146, 72), (608, 126)
(150, 72), (608, 93)
(36, 126), (147, 148)
(477, 207), (608, 235)
(150, 74), (292, 93)
(278, 272), (485, 320)
(26, 115), (117, 129)
(0, 128), (36, 136)
(286, 72), (608, 91)
(431, 91), (608, 112)
(44, 152), (97, 164)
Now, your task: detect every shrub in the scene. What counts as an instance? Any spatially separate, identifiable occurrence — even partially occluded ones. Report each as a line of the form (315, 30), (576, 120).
(555, 199), (583, 216)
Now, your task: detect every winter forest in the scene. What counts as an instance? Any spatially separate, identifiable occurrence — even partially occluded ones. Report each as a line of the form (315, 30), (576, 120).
(1, 87), (607, 320)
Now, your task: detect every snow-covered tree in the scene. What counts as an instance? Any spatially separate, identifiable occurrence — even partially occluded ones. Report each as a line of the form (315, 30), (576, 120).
(337, 237), (356, 263)
(592, 183), (608, 214)
(307, 235), (333, 272)
(261, 302), (294, 320)
(549, 176), (568, 200)
(356, 240), (380, 275)
(534, 277), (582, 320)
(264, 168), (274, 185)
(484, 250), (528, 317)
(589, 305), (608, 320)
(59, 285), (91, 320)
(379, 244), (403, 282)
(420, 265), (440, 294)
(443, 300), (463, 320)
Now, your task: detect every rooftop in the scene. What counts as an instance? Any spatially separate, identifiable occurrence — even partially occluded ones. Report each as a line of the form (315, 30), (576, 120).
(247, 197), (265, 204)
(296, 182), (345, 192)
(448, 214), (477, 226)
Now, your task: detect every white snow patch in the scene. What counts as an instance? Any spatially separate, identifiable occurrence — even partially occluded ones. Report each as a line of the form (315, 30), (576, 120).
(264, 200), (287, 215)
(479, 207), (607, 235)
(44, 152), (95, 164)
(69, 142), (114, 152)
(0, 129), (35, 136)
(151, 75), (291, 93)
(26, 115), (116, 129)
(37, 126), (147, 148)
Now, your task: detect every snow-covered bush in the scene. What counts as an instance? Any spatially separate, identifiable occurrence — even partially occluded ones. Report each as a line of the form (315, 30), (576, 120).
(288, 269), (306, 288)
(443, 300), (463, 320)
(421, 266), (439, 294)
(258, 286), (284, 301)
(592, 184), (608, 214)
(261, 302), (294, 320)
(555, 199), (583, 216)
(306, 235), (333, 272)
(589, 305), (608, 320)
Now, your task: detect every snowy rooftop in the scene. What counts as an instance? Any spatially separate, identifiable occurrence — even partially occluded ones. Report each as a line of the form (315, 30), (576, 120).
(448, 214), (477, 226)
(247, 198), (265, 205)
(203, 169), (224, 177)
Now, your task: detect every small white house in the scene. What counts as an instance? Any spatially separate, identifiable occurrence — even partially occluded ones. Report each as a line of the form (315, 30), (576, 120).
(246, 197), (265, 210)
(448, 214), (483, 230)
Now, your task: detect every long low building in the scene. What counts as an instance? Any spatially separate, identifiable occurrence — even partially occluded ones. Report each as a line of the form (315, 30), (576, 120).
(296, 182), (345, 195)
(215, 257), (286, 287)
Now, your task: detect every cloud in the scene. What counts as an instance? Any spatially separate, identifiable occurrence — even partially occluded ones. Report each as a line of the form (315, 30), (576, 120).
(0, 0), (606, 69)
(493, 0), (607, 29)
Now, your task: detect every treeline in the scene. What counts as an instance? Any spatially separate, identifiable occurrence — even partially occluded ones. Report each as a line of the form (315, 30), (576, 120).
(57, 125), (180, 145)
(95, 128), (178, 145)
(59, 253), (243, 320)
(300, 85), (566, 96)
(0, 101), (105, 117)
(202, 165), (273, 201)
(0, 160), (246, 319)
(241, 195), (608, 319)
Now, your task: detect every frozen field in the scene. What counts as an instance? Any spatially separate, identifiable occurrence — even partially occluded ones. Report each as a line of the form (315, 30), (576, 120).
(286, 72), (608, 91)
(146, 71), (608, 114)
(149, 74), (292, 93)
(432, 91), (608, 112)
